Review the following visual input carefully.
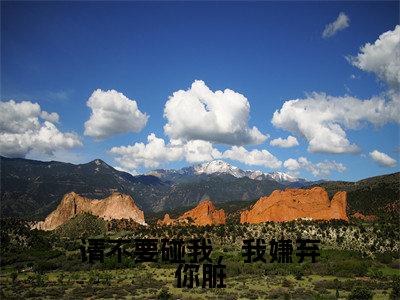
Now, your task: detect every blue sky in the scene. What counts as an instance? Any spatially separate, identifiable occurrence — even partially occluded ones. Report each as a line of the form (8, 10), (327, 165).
(1, 1), (399, 181)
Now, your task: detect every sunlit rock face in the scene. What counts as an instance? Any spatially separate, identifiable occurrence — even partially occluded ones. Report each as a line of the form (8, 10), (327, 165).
(157, 213), (175, 226)
(33, 192), (146, 230)
(240, 187), (348, 224)
(157, 199), (226, 226)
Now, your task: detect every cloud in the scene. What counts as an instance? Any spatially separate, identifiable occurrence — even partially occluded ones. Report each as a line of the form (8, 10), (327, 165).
(46, 90), (70, 102)
(0, 100), (82, 158)
(0, 100), (42, 134)
(109, 133), (221, 172)
(25, 149), (86, 165)
(369, 150), (397, 167)
(163, 80), (267, 146)
(182, 139), (222, 163)
(109, 133), (183, 170)
(223, 146), (282, 169)
(271, 92), (399, 154)
(84, 89), (148, 139)
(273, 27), (400, 155)
(349, 25), (400, 89)
(322, 12), (350, 38)
(110, 132), (282, 172)
(114, 165), (138, 176)
(270, 135), (299, 148)
(283, 158), (300, 171)
(284, 157), (346, 177)
(40, 111), (59, 123)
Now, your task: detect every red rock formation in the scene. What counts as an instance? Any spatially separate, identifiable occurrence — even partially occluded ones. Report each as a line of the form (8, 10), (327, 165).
(157, 213), (174, 226)
(352, 212), (378, 221)
(157, 199), (226, 226)
(240, 187), (348, 224)
(34, 192), (146, 230)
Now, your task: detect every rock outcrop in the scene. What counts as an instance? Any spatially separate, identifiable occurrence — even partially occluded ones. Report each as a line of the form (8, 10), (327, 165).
(157, 199), (226, 226)
(34, 192), (146, 230)
(352, 212), (378, 221)
(240, 187), (348, 224)
(157, 213), (175, 226)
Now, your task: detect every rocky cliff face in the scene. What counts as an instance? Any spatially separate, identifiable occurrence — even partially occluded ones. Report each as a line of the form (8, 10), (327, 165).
(157, 199), (226, 226)
(240, 187), (348, 223)
(34, 192), (146, 230)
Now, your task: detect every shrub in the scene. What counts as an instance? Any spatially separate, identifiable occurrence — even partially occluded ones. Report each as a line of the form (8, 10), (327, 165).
(378, 252), (394, 264)
(348, 285), (373, 300)
(34, 260), (58, 274)
(27, 274), (46, 287)
(101, 272), (112, 285)
(57, 273), (65, 285)
(54, 213), (107, 239)
(157, 287), (172, 299)
(10, 272), (18, 284)
(390, 276), (400, 300)
(282, 278), (293, 288)
(369, 268), (384, 279)
(334, 260), (369, 277)
(293, 268), (304, 280)
(88, 271), (100, 284)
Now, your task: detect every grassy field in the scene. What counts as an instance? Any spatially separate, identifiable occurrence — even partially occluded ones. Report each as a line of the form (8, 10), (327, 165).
(1, 217), (399, 299)
(0, 255), (398, 299)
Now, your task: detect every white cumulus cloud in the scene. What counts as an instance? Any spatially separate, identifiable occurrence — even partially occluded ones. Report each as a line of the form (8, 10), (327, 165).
(0, 100), (82, 158)
(40, 111), (59, 123)
(271, 92), (399, 154)
(369, 150), (397, 167)
(223, 146), (282, 169)
(109, 134), (222, 172)
(110, 132), (283, 172)
(114, 165), (138, 176)
(283, 158), (300, 171)
(109, 133), (183, 170)
(322, 12), (350, 38)
(349, 25), (400, 89)
(284, 157), (346, 177)
(270, 135), (299, 148)
(183, 139), (222, 163)
(84, 89), (148, 139)
(163, 80), (267, 146)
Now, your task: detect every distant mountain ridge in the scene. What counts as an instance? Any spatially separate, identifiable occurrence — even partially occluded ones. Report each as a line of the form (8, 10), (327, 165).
(0, 156), (168, 219)
(1, 156), (286, 219)
(1, 156), (398, 220)
(148, 160), (304, 183)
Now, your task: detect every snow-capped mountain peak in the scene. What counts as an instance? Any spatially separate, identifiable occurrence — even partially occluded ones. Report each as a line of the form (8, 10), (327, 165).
(194, 160), (245, 178)
(147, 160), (305, 184)
(265, 171), (299, 182)
(193, 160), (303, 183)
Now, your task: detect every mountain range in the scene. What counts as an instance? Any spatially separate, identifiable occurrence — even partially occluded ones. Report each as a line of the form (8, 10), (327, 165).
(148, 160), (304, 183)
(1, 156), (398, 220)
